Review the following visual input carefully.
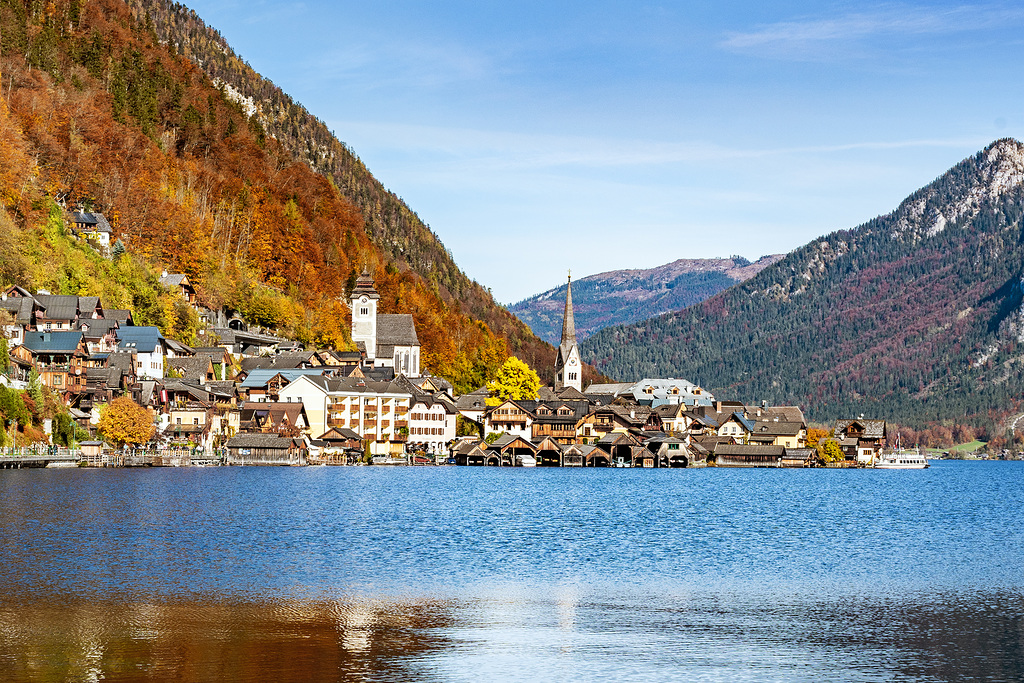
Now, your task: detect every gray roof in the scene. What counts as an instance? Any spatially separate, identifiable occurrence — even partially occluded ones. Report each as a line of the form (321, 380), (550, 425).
(240, 368), (333, 389)
(106, 351), (136, 372)
(751, 421), (804, 437)
(227, 433), (295, 448)
(104, 309), (134, 324)
(0, 296), (36, 324)
(167, 356), (213, 381)
(716, 444), (785, 457)
(834, 419), (887, 440)
(77, 318), (119, 338)
(34, 295), (79, 321)
(21, 330), (84, 353)
(377, 314), (419, 346)
(70, 212), (112, 233)
(159, 274), (189, 288)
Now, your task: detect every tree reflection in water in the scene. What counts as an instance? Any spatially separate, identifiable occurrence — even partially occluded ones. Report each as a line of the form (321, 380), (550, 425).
(0, 597), (457, 682)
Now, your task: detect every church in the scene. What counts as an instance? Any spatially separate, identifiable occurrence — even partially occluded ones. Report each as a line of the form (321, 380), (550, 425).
(349, 271), (421, 377)
(553, 272), (582, 393)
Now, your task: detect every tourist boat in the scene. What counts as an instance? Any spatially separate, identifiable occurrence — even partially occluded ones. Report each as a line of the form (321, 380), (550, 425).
(873, 434), (929, 469)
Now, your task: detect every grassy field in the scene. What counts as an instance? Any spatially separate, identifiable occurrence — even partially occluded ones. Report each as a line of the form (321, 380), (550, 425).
(925, 440), (987, 455)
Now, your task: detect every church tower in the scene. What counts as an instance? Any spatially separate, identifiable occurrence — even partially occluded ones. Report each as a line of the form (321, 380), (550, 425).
(350, 269), (380, 360)
(554, 272), (582, 392)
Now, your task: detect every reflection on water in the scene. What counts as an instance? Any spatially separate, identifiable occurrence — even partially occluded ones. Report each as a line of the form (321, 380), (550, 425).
(1, 462), (1023, 681)
(0, 597), (456, 682)
(1, 588), (1021, 682)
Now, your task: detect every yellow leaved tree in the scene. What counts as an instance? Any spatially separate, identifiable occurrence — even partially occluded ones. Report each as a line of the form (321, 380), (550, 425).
(98, 397), (155, 448)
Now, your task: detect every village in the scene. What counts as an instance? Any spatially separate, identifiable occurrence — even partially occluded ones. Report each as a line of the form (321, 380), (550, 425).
(0, 213), (890, 470)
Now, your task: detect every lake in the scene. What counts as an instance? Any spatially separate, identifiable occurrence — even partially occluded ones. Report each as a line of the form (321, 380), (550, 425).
(1, 461), (1022, 681)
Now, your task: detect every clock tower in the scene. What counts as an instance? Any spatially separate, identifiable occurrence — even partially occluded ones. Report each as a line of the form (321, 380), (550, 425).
(350, 269), (380, 360)
(554, 271), (582, 392)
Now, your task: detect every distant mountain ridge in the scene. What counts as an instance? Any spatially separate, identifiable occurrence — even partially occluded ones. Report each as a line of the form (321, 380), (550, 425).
(510, 255), (783, 344)
(582, 139), (1024, 427)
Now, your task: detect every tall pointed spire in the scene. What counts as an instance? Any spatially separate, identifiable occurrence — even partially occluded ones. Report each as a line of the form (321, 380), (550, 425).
(560, 271), (576, 347)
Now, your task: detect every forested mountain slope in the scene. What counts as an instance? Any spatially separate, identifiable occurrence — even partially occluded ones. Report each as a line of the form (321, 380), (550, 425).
(510, 255), (783, 344)
(124, 0), (561, 381)
(583, 140), (1024, 426)
(0, 0), (566, 392)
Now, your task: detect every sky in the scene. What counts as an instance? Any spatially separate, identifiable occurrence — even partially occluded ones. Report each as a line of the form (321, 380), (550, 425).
(180, 0), (1024, 304)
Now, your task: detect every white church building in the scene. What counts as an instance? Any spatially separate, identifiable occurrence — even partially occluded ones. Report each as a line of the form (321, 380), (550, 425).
(349, 270), (421, 377)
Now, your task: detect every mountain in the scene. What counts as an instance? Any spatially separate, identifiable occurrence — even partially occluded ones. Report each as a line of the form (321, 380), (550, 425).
(582, 139), (1024, 427)
(509, 255), (783, 344)
(124, 0), (560, 382)
(0, 0), (583, 392)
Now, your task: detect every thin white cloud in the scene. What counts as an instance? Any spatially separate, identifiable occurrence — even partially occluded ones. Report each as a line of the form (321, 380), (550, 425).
(721, 3), (1024, 58)
(331, 119), (989, 170)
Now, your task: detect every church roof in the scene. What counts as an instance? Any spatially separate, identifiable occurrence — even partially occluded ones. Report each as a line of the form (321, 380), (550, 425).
(351, 269), (380, 300)
(377, 314), (419, 346)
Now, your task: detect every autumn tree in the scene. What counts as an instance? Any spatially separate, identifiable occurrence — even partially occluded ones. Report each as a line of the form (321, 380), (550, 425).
(806, 427), (829, 449)
(486, 356), (540, 406)
(98, 397), (155, 448)
(820, 439), (844, 463)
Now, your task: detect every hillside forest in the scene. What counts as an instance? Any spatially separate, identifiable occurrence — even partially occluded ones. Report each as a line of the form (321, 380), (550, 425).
(0, 0), (593, 394)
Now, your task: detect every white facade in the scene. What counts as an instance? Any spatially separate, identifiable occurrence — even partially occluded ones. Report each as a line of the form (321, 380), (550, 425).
(351, 293), (378, 359)
(408, 400), (455, 453)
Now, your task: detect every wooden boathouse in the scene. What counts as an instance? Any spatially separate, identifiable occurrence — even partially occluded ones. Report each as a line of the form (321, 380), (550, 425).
(226, 434), (306, 466)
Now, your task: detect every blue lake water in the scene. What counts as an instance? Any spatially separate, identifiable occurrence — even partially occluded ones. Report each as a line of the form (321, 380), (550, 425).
(1, 461), (1022, 681)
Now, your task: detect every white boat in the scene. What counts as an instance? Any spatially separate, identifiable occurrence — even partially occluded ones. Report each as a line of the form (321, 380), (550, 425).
(873, 434), (929, 469)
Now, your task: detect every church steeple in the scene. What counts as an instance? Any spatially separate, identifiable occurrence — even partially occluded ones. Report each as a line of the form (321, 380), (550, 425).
(554, 271), (582, 392)
(561, 270), (576, 347)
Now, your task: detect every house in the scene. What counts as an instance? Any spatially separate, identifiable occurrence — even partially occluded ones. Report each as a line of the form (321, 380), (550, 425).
(405, 391), (457, 454)
(239, 401), (309, 435)
(483, 399), (534, 439)
(192, 346), (234, 380)
(530, 400), (591, 445)
(68, 212), (113, 253)
(239, 368), (334, 403)
(0, 290), (39, 346)
(167, 356), (216, 383)
(15, 331), (89, 394)
(309, 427), (362, 464)
(278, 374), (413, 455)
(834, 419), (887, 462)
(159, 272), (198, 305)
(77, 318), (120, 355)
(715, 412), (755, 443)
(33, 295), (80, 331)
(630, 378), (714, 407)
(115, 326), (167, 380)
(748, 420), (807, 448)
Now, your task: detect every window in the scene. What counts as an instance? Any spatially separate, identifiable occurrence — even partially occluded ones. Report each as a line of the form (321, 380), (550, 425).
(360, 307), (369, 316)
(176, 418), (182, 425)
(193, 418), (200, 425)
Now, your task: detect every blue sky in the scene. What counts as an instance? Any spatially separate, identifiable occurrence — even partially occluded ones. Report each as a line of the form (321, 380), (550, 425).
(182, 1), (1024, 303)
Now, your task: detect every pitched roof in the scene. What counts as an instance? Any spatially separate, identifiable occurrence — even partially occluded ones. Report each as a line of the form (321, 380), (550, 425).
(21, 330), (84, 353)
(227, 433), (296, 448)
(350, 270), (380, 300)
(34, 295), (79, 321)
(69, 212), (112, 233)
(106, 351), (136, 372)
(716, 444), (785, 457)
(240, 368), (333, 389)
(159, 273), (189, 288)
(751, 420), (804, 437)
(167, 356), (213, 381)
(834, 419), (887, 440)
(376, 314), (419, 346)
(0, 296), (37, 325)
(116, 326), (165, 353)
(77, 318), (119, 338)
(104, 309), (134, 324)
